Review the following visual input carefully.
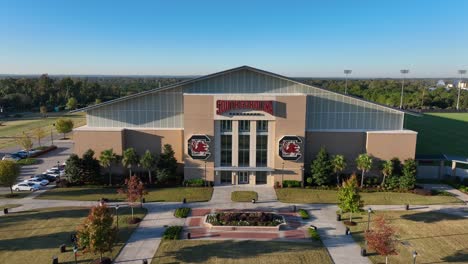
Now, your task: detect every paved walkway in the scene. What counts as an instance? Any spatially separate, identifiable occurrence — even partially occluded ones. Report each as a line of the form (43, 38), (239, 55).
(421, 183), (468, 203)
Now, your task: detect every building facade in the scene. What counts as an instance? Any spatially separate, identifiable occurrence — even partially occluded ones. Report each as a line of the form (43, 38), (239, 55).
(73, 66), (417, 186)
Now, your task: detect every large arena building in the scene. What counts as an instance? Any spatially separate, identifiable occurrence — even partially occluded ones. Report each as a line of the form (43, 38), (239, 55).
(73, 66), (417, 186)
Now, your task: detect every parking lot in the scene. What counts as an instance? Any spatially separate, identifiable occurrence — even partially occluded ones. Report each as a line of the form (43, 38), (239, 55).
(0, 141), (73, 195)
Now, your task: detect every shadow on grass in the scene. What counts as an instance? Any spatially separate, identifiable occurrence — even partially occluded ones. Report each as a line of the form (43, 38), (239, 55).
(441, 249), (468, 262)
(400, 210), (465, 223)
(157, 240), (324, 263)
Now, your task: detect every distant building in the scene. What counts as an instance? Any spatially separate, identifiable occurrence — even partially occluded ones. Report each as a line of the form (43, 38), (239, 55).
(436, 80), (445, 87)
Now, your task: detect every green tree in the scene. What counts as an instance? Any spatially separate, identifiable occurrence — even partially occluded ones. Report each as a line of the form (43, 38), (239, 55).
(81, 149), (101, 184)
(140, 150), (156, 184)
(400, 159), (417, 190)
(15, 132), (33, 152)
(155, 169), (171, 185)
(306, 177), (313, 186)
(310, 147), (331, 186)
(122, 148), (139, 178)
(76, 204), (117, 262)
(99, 149), (118, 186)
(39, 105), (47, 118)
(66, 97), (78, 110)
(380, 160), (393, 186)
(331, 155), (346, 186)
(31, 127), (47, 147)
(338, 174), (363, 222)
(356, 153), (373, 187)
(65, 154), (82, 183)
(55, 118), (74, 139)
(390, 157), (402, 176)
(0, 160), (20, 194)
(118, 175), (147, 219)
(157, 144), (178, 176)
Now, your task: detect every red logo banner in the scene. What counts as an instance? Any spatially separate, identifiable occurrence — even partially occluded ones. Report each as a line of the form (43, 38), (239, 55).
(216, 100), (274, 115)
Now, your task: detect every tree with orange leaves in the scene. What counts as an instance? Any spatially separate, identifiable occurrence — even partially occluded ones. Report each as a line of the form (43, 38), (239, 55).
(118, 175), (147, 220)
(365, 215), (398, 264)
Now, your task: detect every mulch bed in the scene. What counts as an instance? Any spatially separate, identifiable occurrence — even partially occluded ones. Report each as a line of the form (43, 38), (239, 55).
(343, 221), (357, 226)
(127, 217), (142, 224)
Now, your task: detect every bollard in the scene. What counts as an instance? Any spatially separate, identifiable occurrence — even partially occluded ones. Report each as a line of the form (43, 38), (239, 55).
(187, 232), (191, 239)
(60, 244), (66, 253)
(142, 198), (146, 203)
(361, 248), (367, 256)
(3, 208), (8, 214)
(52, 256), (58, 264)
(336, 214), (341, 221)
(345, 227), (351, 235)
(142, 259), (148, 264)
(182, 198), (186, 204)
(405, 204), (409, 210)
(251, 199), (256, 204)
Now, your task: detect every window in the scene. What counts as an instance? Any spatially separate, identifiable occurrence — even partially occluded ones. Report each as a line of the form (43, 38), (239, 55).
(256, 171), (267, 184)
(256, 135), (268, 167)
(239, 120), (250, 132)
(220, 171), (232, 184)
(220, 135), (232, 166)
(257, 120), (268, 132)
(238, 135), (250, 167)
(220, 120), (232, 132)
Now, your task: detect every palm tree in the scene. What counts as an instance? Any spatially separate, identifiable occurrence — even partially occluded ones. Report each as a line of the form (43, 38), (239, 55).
(381, 160), (393, 186)
(331, 155), (346, 186)
(356, 153), (373, 187)
(122, 148), (139, 178)
(140, 150), (156, 184)
(99, 149), (117, 185)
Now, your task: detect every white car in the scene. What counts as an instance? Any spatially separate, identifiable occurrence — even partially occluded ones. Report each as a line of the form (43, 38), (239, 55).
(2, 154), (21, 162)
(24, 177), (49, 186)
(45, 168), (65, 176)
(13, 182), (40, 192)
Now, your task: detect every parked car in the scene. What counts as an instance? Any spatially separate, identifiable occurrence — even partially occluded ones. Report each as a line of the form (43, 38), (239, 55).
(24, 177), (49, 186)
(14, 151), (29, 159)
(2, 154), (21, 161)
(32, 174), (56, 182)
(12, 182), (40, 192)
(45, 168), (65, 176)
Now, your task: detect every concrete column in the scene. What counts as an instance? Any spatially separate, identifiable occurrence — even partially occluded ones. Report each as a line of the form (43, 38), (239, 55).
(452, 161), (457, 177)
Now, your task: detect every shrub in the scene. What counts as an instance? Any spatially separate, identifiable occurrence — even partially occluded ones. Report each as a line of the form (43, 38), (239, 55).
(306, 177), (313, 186)
(298, 209), (310, 219)
(183, 178), (205, 187)
(462, 178), (468, 187)
(308, 228), (320, 241)
(310, 147), (332, 186)
(364, 176), (379, 187)
(163, 226), (183, 240)
(453, 177), (461, 184)
(174, 207), (191, 218)
(399, 174), (416, 190)
(16, 158), (39, 166)
(384, 175), (400, 191)
(56, 179), (70, 188)
(283, 180), (301, 188)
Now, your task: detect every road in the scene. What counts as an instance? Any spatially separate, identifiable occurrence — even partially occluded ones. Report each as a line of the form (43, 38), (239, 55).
(0, 140), (74, 194)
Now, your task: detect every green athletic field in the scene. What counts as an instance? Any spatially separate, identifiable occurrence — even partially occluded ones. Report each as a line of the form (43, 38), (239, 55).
(404, 113), (468, 156)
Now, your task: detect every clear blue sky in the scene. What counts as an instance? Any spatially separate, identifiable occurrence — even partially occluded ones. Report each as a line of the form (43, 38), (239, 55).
(1, 0), (467, 77)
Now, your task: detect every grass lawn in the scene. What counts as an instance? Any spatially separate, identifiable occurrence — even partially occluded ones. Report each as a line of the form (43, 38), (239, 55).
(345, 210), (468, 264)
(276, 188), (463, 205)
(0, 192), (33, 199)
(36, 186), (213, 202)
(0, 112), (86, 149)
(404, 113), (468, 156)
(152, 240), (333, 264)
(231, 191), (258, 202)
(0, 206), (146, 263)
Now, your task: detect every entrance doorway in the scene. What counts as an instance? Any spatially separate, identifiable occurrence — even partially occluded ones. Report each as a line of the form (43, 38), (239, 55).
(256, 171), (267, 184)
(238, 171), (249, 184)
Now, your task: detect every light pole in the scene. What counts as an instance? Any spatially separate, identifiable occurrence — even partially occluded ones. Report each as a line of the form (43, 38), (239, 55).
(301, 165), (305, 188)
(344, 70), (352, 94)
(57, 161), (60, 169)
(400, 69), (410, 109)
(115, 205), (120, 230)
(204, 161), (207, 186)
(457, 70), (466, 110)
(412, 251), (418, 264)
(367, 208), (372, 231)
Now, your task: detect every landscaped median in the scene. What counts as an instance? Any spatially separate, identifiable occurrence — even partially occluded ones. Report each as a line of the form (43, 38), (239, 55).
(0, 206), (146, 263)
(275, 188), (463, 205)
(343, 210), (468, 264)
(152, 240), (333, 264)
(35, 186), (213, 202)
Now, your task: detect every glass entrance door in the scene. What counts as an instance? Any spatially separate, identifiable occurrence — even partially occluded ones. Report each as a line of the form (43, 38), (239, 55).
(238, 171), (249, 184)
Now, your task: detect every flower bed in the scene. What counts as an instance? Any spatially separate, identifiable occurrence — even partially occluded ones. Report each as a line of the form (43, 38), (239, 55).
(205, 211), (284, 227)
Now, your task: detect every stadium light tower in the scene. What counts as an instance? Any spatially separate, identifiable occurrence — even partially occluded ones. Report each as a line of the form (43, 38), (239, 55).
(456, 69), (466, 110)
(344, 70), (352, 94)
(399, 69), (410, 109)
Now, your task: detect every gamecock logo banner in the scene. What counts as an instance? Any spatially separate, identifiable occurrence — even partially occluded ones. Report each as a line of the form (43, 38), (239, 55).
(279, 136), (302, 161)
(188, 135), (211, 160)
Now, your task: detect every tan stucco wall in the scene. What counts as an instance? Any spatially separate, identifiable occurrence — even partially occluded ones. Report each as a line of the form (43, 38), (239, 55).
(305, 131), (366, 171)
(183, 95), (215, 181)
(366, 131), (417, 162)
(124, 129), (184, 162)
(73, 129), (125, 157)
